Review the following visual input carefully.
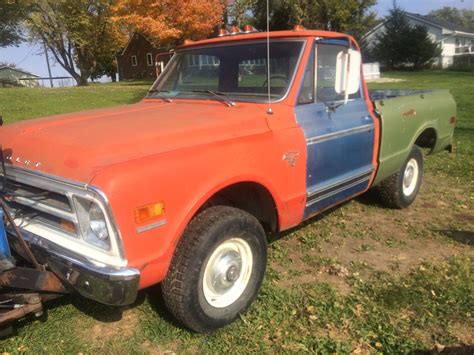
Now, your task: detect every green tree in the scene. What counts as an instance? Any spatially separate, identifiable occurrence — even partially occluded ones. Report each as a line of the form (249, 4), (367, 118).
(372, 6), (441, 69)
(0, 1), (31, 47)
(27, 0), (126, 86)
(405, 25), (442, 69)
(229, 0), (377, 40)
(428, 7), (473, 31)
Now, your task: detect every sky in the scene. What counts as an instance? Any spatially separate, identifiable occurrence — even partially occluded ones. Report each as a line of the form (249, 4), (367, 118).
(0, 0), (472, 82)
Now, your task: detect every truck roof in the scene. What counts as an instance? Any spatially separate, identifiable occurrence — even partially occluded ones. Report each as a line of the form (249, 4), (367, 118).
(178, 29), (354, 50)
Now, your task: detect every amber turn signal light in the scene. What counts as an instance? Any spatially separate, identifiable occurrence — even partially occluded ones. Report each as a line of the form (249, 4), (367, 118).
(61, 219), (76, 233)
(134, 202), (165, 224)
(449, 116), (456, 124)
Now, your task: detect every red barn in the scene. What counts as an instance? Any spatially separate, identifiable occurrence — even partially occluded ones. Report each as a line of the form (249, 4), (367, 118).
(116, 33), (173, 81)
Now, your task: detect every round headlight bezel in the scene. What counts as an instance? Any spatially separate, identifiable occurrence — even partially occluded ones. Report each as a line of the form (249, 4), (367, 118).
(89, 203), (109, 241)
(73, 196), (112, 251)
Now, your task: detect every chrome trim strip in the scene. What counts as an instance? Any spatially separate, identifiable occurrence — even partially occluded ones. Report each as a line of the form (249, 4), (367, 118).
(3, 165), (87, 191)
(13, 217), (78, 240)
(307, 168), (373, 198)
(136, 219), (167, 234)
(306, 123), (374, 145)
(87, 184), (126, 260)
(306, 174), (371, 207)
(12, 195), (78, 223)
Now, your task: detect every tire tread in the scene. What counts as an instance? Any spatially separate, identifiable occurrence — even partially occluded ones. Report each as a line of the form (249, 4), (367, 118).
(161, 206), (264, 332)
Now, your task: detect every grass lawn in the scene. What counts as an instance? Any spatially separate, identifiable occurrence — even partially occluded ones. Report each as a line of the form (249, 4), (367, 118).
(0, 80), (152, 124)
(0, 71), (472, 353)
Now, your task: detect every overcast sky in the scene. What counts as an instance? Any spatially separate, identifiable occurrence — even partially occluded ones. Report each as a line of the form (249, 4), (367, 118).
(0, 0), (472, 80)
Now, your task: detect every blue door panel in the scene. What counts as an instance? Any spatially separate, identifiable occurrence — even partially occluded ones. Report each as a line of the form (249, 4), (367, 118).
(306, 131), (374, 191)
(295, 99), (374, 218)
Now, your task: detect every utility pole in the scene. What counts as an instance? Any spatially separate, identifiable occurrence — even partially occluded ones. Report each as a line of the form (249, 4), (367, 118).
(43, 40), (54, 88)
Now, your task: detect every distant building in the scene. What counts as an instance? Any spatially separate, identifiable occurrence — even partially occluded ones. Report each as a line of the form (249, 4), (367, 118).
(0, 66), (39, 87)
(116, 33), (173, 81)
(363, 12), (474, 68)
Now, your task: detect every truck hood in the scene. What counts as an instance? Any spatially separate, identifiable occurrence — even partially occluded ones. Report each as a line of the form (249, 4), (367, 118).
(0, 100), (270, 182)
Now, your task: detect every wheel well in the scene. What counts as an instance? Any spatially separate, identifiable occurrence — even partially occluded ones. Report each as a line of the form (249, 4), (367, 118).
(199, 182), (279, 234)
(414, 128), (437, 153)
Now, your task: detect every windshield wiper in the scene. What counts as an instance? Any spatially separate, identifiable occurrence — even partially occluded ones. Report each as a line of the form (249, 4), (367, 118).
(191, 90), (236, 107)
(148, 89), (173, 102)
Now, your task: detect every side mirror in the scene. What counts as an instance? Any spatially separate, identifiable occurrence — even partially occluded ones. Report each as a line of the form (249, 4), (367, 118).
(335, 49), (361, 103)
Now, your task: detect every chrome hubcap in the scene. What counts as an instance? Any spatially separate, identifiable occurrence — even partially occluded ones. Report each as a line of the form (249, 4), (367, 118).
(402, 158), (419, 196)
(203, 238), (253, 308)
(404, 166), (414, 187)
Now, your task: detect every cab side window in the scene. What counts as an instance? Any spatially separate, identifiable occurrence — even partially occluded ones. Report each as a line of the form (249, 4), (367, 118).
(316, 43), (361, 103)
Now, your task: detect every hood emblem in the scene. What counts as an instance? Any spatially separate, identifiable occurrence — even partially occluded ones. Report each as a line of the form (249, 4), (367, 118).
(5, 155), (41, 168)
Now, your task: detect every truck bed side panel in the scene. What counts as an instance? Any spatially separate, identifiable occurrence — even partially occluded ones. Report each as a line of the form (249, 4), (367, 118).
(373, 90), (456, 185)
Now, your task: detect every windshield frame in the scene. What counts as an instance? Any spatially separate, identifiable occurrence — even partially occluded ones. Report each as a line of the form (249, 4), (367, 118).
(147, 38), (307, 104)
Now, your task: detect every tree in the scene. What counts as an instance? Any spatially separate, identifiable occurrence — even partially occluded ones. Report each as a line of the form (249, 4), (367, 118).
(428, 7), (474, 31)
(405, 25), (442, 69)
(27, 1), (127, 86)
(371, 6), (441, 69)
(111, 0), (224, 47)
(0, 1), (31, 47)
(229, 0), (377, 40)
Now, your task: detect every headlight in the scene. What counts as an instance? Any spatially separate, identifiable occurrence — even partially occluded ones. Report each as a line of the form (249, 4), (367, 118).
(74, 197), (111, 250)
(89, 204), (109, 241)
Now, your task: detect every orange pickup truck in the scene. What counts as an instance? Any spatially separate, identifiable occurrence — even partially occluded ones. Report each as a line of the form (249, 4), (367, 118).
(0, 28), (455, 332)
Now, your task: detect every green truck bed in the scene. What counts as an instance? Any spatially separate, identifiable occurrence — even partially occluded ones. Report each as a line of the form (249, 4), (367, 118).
(371, 89), (456, 185)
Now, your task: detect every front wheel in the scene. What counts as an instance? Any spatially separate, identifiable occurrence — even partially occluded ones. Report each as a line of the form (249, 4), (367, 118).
(161, 206), (267, 333)
(379, 145), (424, 209)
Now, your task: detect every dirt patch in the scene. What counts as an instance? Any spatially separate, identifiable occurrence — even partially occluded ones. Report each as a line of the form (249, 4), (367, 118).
(86, 307), (140, 345)
(456, 213), (474, 223)
(448, 322), (474, 345)
(270, 173), (473, 293)
(140, 340), (178, 355)
(371, 77), (406, 83)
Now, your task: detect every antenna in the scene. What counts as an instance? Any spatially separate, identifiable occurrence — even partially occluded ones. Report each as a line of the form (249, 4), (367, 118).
(266, 0), (273, 115)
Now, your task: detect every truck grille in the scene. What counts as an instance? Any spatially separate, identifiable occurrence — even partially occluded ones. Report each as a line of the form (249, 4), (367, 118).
(4, 177), (78, 237)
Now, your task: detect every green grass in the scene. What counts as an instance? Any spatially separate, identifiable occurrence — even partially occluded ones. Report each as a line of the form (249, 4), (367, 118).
(1, 257), (471, 353)
(0, 72), (473, 353)
(0, 81), (151, 123)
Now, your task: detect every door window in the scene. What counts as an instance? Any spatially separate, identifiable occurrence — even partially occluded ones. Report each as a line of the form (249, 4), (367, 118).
(316, 44), (361, 103)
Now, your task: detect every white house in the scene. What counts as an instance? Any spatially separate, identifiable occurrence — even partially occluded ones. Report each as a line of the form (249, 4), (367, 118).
(0, 66), (39, 87)
(363, 12), (474, 68)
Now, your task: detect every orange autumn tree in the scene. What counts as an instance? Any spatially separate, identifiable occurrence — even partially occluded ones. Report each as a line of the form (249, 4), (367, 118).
(112, 0), (224, 46)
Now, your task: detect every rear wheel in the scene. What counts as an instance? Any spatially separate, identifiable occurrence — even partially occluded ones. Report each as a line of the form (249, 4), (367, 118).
(161, 206), (267, 333)
(379, 145), (424, 209)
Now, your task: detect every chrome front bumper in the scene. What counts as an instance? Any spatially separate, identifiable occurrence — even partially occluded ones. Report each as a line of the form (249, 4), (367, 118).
(7, 229), (140, 306)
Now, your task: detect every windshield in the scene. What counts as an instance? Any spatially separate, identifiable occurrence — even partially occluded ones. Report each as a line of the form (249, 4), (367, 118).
(148, 40), (305, 103)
